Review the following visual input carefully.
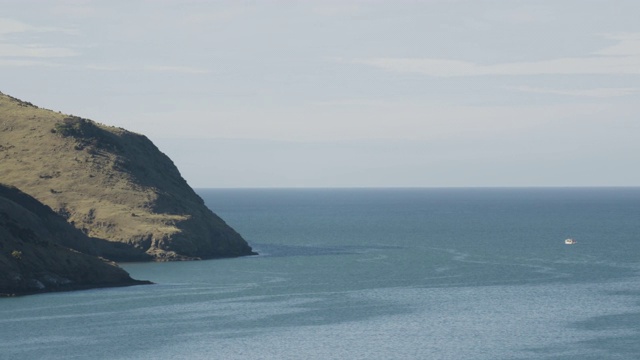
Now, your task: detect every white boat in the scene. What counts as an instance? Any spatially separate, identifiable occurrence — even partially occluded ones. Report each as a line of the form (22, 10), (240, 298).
(564, 238), (577, 245)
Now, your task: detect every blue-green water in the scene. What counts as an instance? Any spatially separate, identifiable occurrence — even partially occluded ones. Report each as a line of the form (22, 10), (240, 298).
(1, 188), (640, 359)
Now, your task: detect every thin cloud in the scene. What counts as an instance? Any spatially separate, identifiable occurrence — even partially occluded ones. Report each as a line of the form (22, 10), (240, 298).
(0, 18), (78, 66)
(143, 65), (211, 74)
(595, 33), (640, 56)
(352, 33), (640, 77)
(86, 64), (123, 71)
(0, 43), (78, 58)
(0, 18), (32, 35)
(0, 59), (60, 67)
(85, 64), (211, 74)
(0, 18), (77, 36)
(511, 86), (640, 98)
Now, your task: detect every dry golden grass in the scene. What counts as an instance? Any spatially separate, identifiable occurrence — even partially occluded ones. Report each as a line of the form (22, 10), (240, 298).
(0, 92), (254, 261)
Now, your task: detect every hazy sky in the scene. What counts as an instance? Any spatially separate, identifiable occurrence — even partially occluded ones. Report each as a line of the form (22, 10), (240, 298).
(2, 0), (639, 187)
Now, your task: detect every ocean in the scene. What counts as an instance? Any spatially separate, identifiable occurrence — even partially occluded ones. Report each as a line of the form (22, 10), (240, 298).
(1, 188), (639, 359)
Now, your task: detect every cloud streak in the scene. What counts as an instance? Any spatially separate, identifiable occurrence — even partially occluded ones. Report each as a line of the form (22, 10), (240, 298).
(85, 64), (123, 71)
(0, 43), (78, 58)
(143, 65), (211, 74)
(511, 86), (640, 98)
(0, 18), (78, 67)
(0, 18), (77, 36)
(84, 64), (211, 74)
(0, 59), (60, 67)
(353, 33), (640, 77)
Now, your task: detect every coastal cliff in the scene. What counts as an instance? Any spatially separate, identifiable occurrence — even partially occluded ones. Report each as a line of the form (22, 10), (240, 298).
(0, 184), (149, 296)
(0, 92), (255, 261)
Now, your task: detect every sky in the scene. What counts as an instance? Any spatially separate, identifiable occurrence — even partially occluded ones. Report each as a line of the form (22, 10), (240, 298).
(1, 0), (639, 187)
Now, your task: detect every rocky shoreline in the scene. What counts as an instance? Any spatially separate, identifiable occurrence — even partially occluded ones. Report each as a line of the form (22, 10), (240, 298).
(1, 92), (258, 296)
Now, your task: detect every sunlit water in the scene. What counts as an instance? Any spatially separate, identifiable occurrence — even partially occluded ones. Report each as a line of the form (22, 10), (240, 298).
(1, 188), (639, 359)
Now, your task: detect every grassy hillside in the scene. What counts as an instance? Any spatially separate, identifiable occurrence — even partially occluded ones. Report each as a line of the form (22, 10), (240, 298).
(0, 92), (255, 261)
(0, 184), (149, 296)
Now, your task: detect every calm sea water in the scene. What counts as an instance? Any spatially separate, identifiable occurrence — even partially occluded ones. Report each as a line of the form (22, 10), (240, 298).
(1, 188), (639, 359)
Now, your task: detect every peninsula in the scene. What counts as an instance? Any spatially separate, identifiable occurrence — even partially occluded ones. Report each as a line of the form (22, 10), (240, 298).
(0, 92), (255, 261)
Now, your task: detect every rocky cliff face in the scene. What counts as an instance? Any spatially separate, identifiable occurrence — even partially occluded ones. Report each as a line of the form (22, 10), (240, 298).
(0, 184), (149, 296)
(0, 92), (255, 261)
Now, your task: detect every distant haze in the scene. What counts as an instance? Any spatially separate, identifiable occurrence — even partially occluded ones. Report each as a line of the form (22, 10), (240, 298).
(2, 1), (640, 187)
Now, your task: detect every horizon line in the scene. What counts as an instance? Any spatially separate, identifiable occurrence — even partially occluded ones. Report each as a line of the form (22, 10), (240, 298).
(193, 185), (640, 190)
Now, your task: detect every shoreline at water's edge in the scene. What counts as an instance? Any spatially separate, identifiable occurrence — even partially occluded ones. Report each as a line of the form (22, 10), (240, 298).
(120, 250), (260, 265)
(0, 279), (154, 298)
(1, 250), (262, 297)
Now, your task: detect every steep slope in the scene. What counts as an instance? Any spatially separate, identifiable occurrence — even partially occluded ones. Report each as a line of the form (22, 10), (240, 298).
(0, 92), (255, 261)
(0, 184), (149, 296)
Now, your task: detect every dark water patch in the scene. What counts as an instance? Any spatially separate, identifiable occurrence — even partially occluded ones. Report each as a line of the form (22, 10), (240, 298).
(250, 243), (402, 258)
(572, 312), (640, 331)
(228, 293), (412, 330)
(577, 334), (640, 358)
(519, 309), (640, 359)
(524, 333), (640, 360)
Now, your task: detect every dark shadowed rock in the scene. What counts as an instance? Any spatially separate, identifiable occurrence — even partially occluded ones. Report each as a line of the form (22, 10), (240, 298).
(0, 184), (150, 297)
